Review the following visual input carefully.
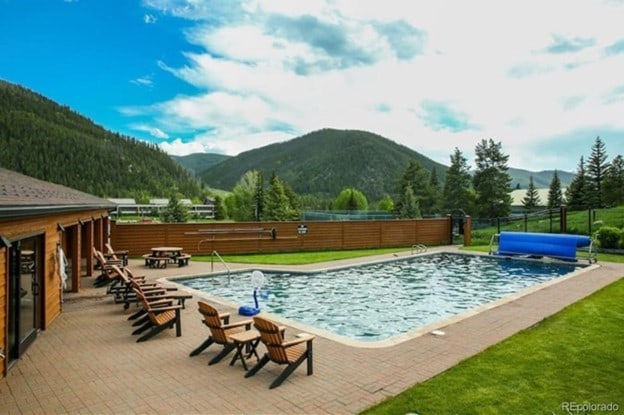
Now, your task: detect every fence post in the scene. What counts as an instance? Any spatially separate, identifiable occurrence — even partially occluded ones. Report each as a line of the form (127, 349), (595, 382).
(588, 209), (592, 235)
(560, 205), (567, 233)
(463, 216), (472, 246)
(497, 217), (501, 234)
(524, 214), (528, 232)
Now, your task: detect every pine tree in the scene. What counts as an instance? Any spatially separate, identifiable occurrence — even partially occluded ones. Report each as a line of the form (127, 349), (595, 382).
(586, 136), (609, 208)
(161, 192), (190, 223)
(212, 195), (226, 220)
(547, 170), (563, 209)
(427, 167), (443, 214)
(521, 176), (541, 211)
(399, 185), (421, 218)
(472, 139), (512, 218)
(603, 155), (624, 207)
(254, 171), (265, 221)
(395, 160), (430, 215)
(566, 156), (590, 210)
(443, 147), (473, 213)
(264, 172), (290, 221)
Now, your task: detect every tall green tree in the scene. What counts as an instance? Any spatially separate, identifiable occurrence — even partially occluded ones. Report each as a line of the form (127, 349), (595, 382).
(282, 182), (301, 220)
(586, 136), (609, 208)
(566, 156), (591, 210)
(254, 171), (265, 221)
(472, 139), (512, 218)
(443, 147), (473, 214)
(547, 170), (563, 209)
(603, 155), (624, 207)
(333, 188), (369, 211)
(160, 192), (190, 223)
(522, 176), (541, 211)
(427, 167), (443, 214)
(264, 172), (290, 221)
(212, 195), (227, 220)
(399, 185), (421, 218)
(226, 170), (259, 221)
(395, 160), (430, 215)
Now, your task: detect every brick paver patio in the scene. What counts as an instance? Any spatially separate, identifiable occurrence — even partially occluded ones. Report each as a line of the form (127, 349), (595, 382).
(1, 249), (622, 414)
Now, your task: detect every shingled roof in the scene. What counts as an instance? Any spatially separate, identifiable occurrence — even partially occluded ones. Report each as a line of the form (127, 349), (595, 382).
(0, 167), (115, 219)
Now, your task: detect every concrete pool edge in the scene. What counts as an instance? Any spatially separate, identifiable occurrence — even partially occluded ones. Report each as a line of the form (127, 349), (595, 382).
(163, 249), (600, 349)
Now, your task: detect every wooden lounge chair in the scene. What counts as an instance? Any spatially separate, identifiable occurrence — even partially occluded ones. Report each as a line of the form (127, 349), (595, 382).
(132, 290), (183, 342)
(189, 301), (253, 365)
(92, 247), (125, 288)
(245, 316), (315, 389)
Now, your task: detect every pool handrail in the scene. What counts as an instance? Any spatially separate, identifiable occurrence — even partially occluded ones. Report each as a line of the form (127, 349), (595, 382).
(210, 250), (231, 275)
(411, 244), (427, 254)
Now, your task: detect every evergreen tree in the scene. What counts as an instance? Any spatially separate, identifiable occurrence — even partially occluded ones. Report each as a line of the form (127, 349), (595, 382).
(254, 171), (265, 221)
(566, 156), (590, 210)
(603, 155), (624, 207)
(521, 176), (541, 211)
(399, 185), (421, 218)
(212, 195), (226, 220)
(282, 182), (301, 220)
(586, 136), (609, 208)
(472, 139), (512, 218)
(395, 160), (429, 215)
(161, 192), (190, 223)
(264, 172), (290, 221)
(427, 167), (443, 214)
(547, 170), (563, 209)
(443, 148), (473, 214)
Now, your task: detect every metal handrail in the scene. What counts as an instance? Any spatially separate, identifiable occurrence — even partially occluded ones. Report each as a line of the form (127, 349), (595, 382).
(488, 234), (500, 255)
(210, 250), (231, 275)
(411, 244), (427, 254)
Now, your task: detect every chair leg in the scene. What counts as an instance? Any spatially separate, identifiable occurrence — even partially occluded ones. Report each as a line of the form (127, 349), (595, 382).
(131, 314), (150, 327)
(269, 354), (307, 389)
(189, 337), (214, 357)
(208, 343), (237, 365)
(245, 354), (270, 378)
(136, 324), (165, 342)
(132, 321), (153, 335)
(175, 309), (181, 337)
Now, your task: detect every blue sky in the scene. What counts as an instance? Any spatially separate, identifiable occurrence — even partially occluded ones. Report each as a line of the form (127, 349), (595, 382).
(1, 0), (624, 173)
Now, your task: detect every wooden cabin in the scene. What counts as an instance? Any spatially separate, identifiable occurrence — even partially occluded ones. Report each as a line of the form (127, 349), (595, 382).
(0, 168), (115, 378)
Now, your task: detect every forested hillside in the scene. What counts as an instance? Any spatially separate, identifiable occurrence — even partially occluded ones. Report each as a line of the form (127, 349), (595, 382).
(200, 129), (448, 200)
(171, 153), (230, 174)
(0, 80), (203, 198)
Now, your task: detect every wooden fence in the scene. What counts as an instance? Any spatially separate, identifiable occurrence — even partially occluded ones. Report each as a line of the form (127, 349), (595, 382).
(110, 218), (454, 257)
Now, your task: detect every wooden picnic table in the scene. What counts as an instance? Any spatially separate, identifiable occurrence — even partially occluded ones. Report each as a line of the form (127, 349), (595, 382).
(144, 247), (190, 268)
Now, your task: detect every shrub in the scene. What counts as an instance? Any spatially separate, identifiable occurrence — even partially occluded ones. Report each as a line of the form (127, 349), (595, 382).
(595, 226), (622, 249)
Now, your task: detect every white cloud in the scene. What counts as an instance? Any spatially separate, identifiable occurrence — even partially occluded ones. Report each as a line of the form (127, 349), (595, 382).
(134, 0), (624, 172)
(130, 76), (153, 87)
(144, 14), (158, 24)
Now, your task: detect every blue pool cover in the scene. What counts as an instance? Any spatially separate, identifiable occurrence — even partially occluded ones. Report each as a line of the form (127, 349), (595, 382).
(495, 232), (591, 261)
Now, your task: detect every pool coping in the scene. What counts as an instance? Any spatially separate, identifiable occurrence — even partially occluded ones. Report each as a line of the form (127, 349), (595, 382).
(163, 249), (599, 349)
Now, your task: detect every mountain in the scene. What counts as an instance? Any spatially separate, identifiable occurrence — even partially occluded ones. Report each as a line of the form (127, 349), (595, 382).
(199, 128), (448, 201)
(508, 167), (574, 189)
(171, 153), (230, 174)
(0, 80), (203, 199)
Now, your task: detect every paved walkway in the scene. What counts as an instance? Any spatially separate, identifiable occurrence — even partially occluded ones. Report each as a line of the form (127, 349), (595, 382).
(1, 249), (622, 414)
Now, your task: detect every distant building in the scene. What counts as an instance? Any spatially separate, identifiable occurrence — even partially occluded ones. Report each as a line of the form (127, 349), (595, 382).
(510, 188), (567, 213)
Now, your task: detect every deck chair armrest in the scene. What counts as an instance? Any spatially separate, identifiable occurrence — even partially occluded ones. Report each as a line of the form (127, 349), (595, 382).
(223, 319), (253, 330)
(219, 312), (231, 324)
(150, 305), (182, 312)
(282, 335), (315, 348)
(145, 298), (175, 308)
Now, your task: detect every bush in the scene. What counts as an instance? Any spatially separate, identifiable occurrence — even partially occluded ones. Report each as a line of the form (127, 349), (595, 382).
(595, 226), (623, 249)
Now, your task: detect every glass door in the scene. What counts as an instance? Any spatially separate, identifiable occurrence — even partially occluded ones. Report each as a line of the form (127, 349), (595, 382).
(7, 235), (43, 362)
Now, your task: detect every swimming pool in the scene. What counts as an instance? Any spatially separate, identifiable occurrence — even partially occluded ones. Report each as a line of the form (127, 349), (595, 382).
(176, 252), (585, 344)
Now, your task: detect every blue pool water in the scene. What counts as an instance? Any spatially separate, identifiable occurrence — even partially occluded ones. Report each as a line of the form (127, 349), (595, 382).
(178, 253), (584, 342)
